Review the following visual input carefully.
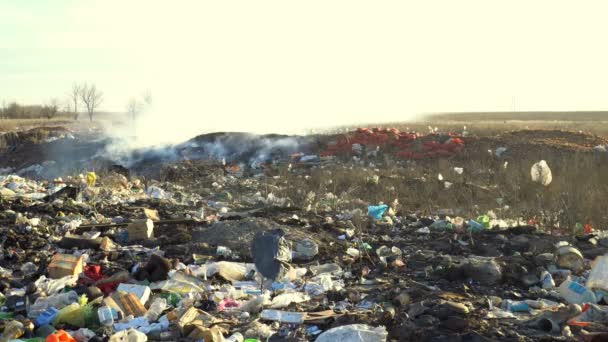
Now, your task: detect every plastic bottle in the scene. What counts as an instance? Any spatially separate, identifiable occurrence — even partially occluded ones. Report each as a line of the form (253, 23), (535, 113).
(0, 320), (24, 342)
(586, 255), (608, 292)
(540, 270), (555, 289)
(226, 332), (244, 342)
(34, 307), (59, 327)
(558, 278), (597, 304)
(97, 306), (114, 327)
(144, 298), (167, 322)
(502, 300), (530, 312)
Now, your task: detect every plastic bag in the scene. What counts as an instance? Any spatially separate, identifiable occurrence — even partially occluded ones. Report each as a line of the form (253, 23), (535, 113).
(531, 160), (552, 186)
(109, 328), (148, 342)
(150, 272), (206, 294)
(196, 262), (256, 282)
(53, 303), (93, 328)
(28, 291), (79, 319)
(367, 205), (388, 220)
(269, 292), (310, 309)
(86, 172), (97, 187)
(251, 229), (292, 281)
(34, 275), (78, 295)
(316, 324), (388, 342)
(587, 255), (608, 292)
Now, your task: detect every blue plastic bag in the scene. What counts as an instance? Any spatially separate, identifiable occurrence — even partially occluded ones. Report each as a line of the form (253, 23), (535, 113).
(368, 205), (388, 220)
(467, 220), (485, 233)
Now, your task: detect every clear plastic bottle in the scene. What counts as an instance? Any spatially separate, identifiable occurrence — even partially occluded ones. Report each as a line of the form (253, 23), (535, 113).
(0, 320), (24, 342)
(144, 298), (167, 322)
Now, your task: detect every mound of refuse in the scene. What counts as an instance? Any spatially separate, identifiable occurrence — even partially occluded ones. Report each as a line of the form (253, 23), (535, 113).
(321, 128), (465, 159)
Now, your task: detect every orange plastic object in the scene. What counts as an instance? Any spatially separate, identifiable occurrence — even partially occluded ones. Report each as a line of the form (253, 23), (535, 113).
(46, 329), (76, 342)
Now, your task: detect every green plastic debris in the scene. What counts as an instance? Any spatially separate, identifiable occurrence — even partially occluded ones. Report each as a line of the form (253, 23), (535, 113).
(0, 312), (14, 320)
(476, 215), (490, 228)
(430, 220), (454, 230)
(160, 292), (181, 307)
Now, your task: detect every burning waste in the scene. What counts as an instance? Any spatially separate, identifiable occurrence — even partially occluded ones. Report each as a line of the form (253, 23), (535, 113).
(0, 127), (606, 341)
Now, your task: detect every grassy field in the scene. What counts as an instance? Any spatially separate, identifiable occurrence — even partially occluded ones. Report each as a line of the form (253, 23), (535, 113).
(330, 111), (608, 138)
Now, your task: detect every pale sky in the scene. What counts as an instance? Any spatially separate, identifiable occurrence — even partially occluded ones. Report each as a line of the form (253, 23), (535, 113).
(2, 1), (608, 136)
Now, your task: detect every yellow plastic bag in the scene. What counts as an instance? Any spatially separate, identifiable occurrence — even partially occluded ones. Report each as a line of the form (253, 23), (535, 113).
(86, 172), (97, 187)
(53, 303), (92, 327)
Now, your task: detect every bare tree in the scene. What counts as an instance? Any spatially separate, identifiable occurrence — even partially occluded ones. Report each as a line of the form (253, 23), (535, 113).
(69, 83), (82, 120)
(41, 98), (59, 120)
(126, 97), (141, 121)
(80, 83), (103, 122)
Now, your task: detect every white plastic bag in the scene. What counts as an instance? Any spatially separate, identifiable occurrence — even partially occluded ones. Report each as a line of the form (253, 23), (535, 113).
(316, 324), (388, 342)
(587, 255), (608, 292)
(531, 160), (552, 186)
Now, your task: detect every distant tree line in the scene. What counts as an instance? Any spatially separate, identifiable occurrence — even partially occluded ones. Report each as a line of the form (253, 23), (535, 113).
(0, 82), (104, 121)
(1, 83), (150, 122)
(0, 100), (61, 119)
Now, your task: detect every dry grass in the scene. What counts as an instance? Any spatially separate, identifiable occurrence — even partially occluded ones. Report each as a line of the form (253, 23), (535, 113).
(261, 148), (608, 232)
(331, 120), (608, 138)
(0, 118), (76, 133)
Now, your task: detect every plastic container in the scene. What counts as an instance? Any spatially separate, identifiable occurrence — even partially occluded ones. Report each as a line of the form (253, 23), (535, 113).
(46, 330), (75, 342)
(586, 255), (608, 292)
(34, 307), (59, 327)
(97, 306), (114, 327)
(558, 278), (597, 304)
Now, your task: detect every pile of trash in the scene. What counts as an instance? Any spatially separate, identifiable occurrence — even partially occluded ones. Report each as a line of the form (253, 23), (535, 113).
(0, 130), (608, 341)
(321, 128), (465, 160)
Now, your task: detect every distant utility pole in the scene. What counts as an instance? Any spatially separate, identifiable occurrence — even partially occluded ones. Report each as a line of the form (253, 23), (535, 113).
(511, 96), (517, 112)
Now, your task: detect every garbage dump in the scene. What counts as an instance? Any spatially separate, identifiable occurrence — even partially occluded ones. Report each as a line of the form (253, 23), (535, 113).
(0, 128), (607, 341)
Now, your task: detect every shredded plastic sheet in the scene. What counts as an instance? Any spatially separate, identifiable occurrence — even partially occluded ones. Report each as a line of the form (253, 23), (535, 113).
(316, 324), (388, 342)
